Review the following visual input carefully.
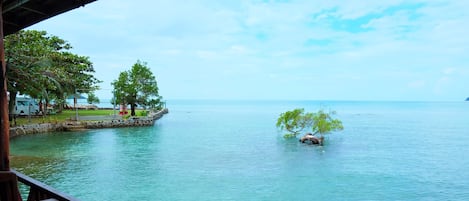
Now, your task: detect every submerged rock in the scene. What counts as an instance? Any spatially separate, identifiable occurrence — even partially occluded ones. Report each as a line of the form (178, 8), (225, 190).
(299, 133), (322, 145)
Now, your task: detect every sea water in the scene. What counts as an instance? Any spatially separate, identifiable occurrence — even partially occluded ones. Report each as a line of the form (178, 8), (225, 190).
(9, 100), (469, 200)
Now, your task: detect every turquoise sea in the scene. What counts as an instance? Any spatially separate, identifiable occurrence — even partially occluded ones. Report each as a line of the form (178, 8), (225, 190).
(9, 100), (469, 200)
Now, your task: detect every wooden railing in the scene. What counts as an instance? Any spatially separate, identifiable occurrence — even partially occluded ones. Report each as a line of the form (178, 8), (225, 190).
(8, 170), (79, 201)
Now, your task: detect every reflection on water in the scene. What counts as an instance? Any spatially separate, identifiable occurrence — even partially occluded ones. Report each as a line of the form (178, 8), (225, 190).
(10, 155), (68, 199)
(11, 155), (65, 177)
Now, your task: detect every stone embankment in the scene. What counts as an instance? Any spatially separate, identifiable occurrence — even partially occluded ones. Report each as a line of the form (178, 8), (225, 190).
(10, 108), (169, 138)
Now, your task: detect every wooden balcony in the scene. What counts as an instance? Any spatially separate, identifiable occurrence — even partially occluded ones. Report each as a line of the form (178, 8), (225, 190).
(1, 1), (96, 200)
(1, 170), (79, 201)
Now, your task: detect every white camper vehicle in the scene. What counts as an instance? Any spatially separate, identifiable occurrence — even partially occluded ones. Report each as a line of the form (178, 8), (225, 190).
(14, 97), (40, 116)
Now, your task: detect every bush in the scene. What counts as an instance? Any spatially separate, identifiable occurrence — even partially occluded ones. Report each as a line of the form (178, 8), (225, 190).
(137, 110), (148, 117)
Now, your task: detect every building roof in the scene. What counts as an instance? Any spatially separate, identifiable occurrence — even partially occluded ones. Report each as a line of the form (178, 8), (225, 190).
(2, 0), (96, 36)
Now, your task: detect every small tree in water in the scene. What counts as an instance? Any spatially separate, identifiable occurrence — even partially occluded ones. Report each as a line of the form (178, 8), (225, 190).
(276, 108), (344, 145)
(310, 109), (344, 144)
(276, 108), (314, 138)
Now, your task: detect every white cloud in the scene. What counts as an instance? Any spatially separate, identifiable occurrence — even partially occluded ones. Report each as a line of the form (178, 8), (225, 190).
(161, 49), (182, 56)
(433, 76), (451, 95)
(196, 50), (217, 60)
(443, 67), (456, 75)
(228, 45), (250, 54)
(408, 80), (426, 89)
(331, 1), (407, 20)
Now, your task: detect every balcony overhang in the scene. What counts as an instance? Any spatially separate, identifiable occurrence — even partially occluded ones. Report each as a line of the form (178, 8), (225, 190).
(2, 0), (96, 36)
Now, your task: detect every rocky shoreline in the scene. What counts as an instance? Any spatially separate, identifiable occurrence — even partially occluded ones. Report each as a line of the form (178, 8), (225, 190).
(10, 108), (169, 138)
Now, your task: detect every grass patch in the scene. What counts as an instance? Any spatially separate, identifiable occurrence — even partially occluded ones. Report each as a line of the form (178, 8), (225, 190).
(12, 109), (118, 126)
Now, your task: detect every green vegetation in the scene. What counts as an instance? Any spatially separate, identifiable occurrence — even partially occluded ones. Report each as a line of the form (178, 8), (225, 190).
(276, 108), (313, 138)
(87, 92), (100, 105)
(112, 60), (163, 116)
(4, 30), (101, 117)
(310, 109), (344, 139)
(137, 110), (148, 117)
(13, 110), (112, 125)
(276, 108), (344, 143)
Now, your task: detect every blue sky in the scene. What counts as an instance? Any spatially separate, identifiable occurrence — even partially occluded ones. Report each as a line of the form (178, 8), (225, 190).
(28, 0), (469, 101)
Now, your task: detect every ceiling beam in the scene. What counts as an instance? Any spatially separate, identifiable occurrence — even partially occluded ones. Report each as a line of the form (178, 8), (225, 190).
(2, 0), (31, 14)
(21, 6), (47, 16)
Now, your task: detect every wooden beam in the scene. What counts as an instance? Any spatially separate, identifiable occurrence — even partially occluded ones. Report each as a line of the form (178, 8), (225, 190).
(21, 6), (47, 16)
(0, 2), (11, 171)
(2, 0), (31, 14)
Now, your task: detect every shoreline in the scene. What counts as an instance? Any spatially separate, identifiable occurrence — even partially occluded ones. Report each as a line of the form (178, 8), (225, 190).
(9, 108), (169, 138)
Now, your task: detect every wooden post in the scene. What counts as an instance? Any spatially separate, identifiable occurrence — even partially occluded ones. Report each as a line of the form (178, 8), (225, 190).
(0, 2), (11, 171)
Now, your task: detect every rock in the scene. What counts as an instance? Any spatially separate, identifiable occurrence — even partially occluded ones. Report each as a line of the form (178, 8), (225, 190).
(9, 108), (169, 138)
(299, 133), (320, 144)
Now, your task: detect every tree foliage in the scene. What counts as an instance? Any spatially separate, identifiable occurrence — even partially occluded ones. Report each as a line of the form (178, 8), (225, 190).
(87, 92), (100, 105)
(311, 109), (344, 138)
(276, 108), (313, 138)
(4, 30), (101, 114)
(111, 60), (161, 116)
(276, 108), (344, 140)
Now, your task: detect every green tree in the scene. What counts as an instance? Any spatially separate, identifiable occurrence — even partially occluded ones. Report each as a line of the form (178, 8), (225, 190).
(311, 109), (344, 142)
(276, 108), (344, 144)
(4, 30), (101, 115)
(147, 96), (164, 110)
(50, 51), (101, 111)
(87, 92), (100, 105)
(111, 60), (160, 116)
(276, 108), (314, 138)
(4, 30), (69, 117)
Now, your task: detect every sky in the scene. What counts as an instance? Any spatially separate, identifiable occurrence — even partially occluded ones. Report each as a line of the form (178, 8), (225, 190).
(27, 0), (469, 101)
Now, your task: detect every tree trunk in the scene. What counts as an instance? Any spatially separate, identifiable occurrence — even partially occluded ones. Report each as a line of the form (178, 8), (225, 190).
(8, 92), (16, 122)
(44, 99), (49, 117)
(39, 100), (43, 115)
(74, 97), (77, 110)
(130, 103), (136, 116)
(57, 96), (65, 113)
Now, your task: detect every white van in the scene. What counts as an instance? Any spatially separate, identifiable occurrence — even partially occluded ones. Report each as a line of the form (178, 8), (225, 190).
(14, 97), (40, 116)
